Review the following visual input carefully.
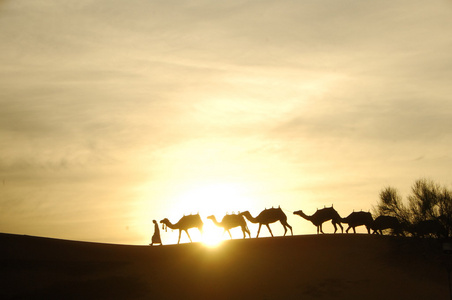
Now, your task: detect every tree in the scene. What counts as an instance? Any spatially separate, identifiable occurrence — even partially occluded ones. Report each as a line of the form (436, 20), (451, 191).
(373, 186), (409, 222)
(437, 185), (452, 237)
(408, 178), (441, 223)
(374, 178), (452, 238)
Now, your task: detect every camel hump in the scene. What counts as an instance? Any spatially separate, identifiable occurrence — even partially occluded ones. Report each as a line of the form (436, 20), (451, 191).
(264, 206), (283, 213)
(347, 211), (372, 218)
(180, 214), (203, 225)
(372, 215), (400, 230)
(222, 213), (246, 224)
(343, 211), (373, 224)
(258, 206), (287, 220)
(222, 213), (238, 220)
(317, 206), (339, 214)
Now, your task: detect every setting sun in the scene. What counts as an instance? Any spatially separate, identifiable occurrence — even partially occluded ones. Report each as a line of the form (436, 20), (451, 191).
(201, 225), (224, 248)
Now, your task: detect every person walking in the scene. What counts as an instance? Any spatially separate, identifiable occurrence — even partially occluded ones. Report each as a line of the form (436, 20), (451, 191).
(150, 219), (162, 246)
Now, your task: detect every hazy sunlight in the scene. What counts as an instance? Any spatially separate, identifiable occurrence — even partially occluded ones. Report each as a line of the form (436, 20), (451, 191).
(201, 224), (224, 248)
(173, 182), (255, 215)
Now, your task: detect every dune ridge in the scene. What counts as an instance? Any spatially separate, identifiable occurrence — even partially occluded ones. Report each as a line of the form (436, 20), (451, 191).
(0, 233), (450, 299)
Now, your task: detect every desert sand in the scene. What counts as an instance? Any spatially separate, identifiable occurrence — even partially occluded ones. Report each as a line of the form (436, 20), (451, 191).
(1, 232), (451, 299)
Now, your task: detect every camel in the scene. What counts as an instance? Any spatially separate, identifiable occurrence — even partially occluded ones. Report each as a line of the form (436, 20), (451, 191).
(160, 214), (203, 244)
(207, 213), (251, 239)
(410, 219), (447, 238)
(371, 215), (403, 236)
(294, 206), (343, 234)
(240, 207), (293, 238)
(341, 211), (373, 234)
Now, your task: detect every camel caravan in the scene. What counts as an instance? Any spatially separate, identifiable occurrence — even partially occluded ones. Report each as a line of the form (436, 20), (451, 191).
(293, 205), (448, 238)
(158, 207), (293, 244)
(155, 205), (447, 245)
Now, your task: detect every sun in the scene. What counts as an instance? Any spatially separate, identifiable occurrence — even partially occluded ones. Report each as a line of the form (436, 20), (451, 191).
(201, 225), (224, 248)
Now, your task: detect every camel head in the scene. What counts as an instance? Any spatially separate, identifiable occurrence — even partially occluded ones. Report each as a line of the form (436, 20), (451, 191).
(160, 218), (169, 232)
(293, 210), (304, 217)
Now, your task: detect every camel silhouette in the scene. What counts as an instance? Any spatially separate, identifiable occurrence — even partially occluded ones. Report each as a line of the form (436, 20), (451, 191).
(240, 207), (293, 238)
(341, 211), (373, 234)
(160, 214), (203, 244)
(371, 215), (402, 236)
(294, 206), (343, 234)
(207, 213), (251, 239)
(410, 219), (447, 238)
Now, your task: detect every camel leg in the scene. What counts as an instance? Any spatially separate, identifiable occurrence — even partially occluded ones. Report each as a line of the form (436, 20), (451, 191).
(185, 230), (192, 243)
(178, 230), (182, 244)
(332, 222), (338, 233)
(332, 221), (343, 233)
(245, 226), (251, 238)
(266, 224), (273, 237)
(286, 222), (293, 235)
(256, 224), (262, 238)
(240, 226), (246, 239)
(346, 226), (351, 233)
(338, 222), (343, 233)
(353, 227), (356, 234)
(281, 221), (293, 236)
(227, 230), (232, 239)
(319, 224), (324, 234)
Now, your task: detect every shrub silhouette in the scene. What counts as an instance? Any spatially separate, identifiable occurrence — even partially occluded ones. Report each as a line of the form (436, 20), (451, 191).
(373, 178), (452, 238)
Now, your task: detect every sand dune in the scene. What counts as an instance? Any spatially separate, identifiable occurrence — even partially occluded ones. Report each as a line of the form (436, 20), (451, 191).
(1, 232), (450, 299)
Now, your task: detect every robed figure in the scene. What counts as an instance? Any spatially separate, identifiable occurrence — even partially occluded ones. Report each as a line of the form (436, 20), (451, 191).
(150, 219), (162, 246)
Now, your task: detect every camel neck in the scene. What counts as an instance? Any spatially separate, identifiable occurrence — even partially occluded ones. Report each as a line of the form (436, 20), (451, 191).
(243, 212), (259, 223)
(210, 217), (221, 226)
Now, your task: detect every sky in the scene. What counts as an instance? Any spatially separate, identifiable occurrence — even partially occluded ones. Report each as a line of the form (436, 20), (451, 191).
(1, 0), (452, 245)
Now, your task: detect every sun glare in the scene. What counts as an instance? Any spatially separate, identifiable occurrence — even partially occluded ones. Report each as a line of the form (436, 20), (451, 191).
(201, 225), (224, 248)
(173, 182), (255, 215)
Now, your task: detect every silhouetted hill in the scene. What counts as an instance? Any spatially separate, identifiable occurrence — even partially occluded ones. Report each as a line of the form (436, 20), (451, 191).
(0, 233), (450, 299)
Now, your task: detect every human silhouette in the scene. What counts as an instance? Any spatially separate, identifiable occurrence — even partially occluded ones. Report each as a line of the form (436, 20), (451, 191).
(150, 220), (162, 246)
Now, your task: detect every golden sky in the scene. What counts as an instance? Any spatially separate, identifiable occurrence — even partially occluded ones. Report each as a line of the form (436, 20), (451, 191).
(1, 0), (452, 245)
